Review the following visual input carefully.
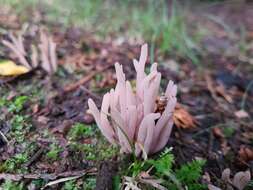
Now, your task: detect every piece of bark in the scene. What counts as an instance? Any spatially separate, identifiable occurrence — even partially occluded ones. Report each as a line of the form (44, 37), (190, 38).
(95, 160), (118, 190)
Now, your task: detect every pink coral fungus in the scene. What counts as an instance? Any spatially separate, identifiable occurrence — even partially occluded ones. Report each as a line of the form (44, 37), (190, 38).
(88, 44), (177, 158)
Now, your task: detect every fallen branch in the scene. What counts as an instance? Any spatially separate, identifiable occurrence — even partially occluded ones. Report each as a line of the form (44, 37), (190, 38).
(0, 130), (8, 146)
(80, 86), (102, 101)
(64, 64), (113, 92)
(43, 176), (82, 189)
(0, 168), (97, 181)
(205, 73), (220, 103)
(23, 147), (44, 167)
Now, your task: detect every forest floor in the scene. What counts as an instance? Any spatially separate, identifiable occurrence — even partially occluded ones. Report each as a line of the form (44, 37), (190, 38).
(0, 1), (252, 190)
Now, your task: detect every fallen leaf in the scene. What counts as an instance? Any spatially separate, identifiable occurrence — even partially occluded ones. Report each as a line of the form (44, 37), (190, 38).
(233, 171), (251, 190)
(173, 103), (197, 129)
(212, 127), (225, 139)
(234, 110), (249, 119)
(202, 172), (211, 183)
(32, 104), (39, 114)
(139, 171), (167, 190)
(232, 171), (251, 190)
(209, 168), (251, 190)
(0, 60), (29, 76)
(238, 146), (253, 163)
(221, 168), (231, 182)
(212, 127), (230, 155)
(43, 176), (81, 189)
(51, 120), (72, 134)
(37, 116), (49, 125)
(241, 132), (253, 143)
(208, 184), (221, 190)
(215, 84), (233, 103)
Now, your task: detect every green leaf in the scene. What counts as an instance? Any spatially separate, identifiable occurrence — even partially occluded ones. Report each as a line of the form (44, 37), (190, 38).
(175, 159), (206, 184)
(148, 149), (174, 175)
(113, 175), (121, 190)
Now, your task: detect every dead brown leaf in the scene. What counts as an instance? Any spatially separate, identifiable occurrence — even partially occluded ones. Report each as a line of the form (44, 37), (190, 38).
(212, 127), (231, 155)
(37, 116), (49, 125)
(173, 103), (197, 129)
(212, 127), (225, 139)
(234, 110), (249, 119)
(238, 146), (253, 163)
(205, 73), (234, 104)
(32, 104), (40, 114)
(216, 84), (233, 103)
(241, 132), (253, 143)
(221, 140), (230, 155)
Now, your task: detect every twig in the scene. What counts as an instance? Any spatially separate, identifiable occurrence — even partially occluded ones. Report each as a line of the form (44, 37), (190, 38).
(192, 124), (223, 138)
(240, 79), (253, 110)
(80, 86), (102, 101)
(204, 73), (220, 103)
(0, 76), (17, 85)
(43, 176), (81, 189)
(64, 64), (113, 92)
(0, 168), (97, 181)
(0, 130), (8, 145)
(207, 131), (214, 157)
(24, 147), (44, 167)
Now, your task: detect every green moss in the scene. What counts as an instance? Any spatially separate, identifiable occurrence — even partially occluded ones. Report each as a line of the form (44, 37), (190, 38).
(2, 152), (28, 173)
(46, 143), (63, 161)
(68, 123), (95, 140)
(0, 180), (24, 190)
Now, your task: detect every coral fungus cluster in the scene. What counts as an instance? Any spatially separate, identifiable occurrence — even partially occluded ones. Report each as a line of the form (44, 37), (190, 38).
(88, 44), (177, 158)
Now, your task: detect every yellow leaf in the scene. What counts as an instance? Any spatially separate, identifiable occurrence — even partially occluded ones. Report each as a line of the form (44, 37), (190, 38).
(0, 60), (29, 76)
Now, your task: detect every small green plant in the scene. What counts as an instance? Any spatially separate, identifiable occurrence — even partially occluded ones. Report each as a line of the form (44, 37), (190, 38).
(0, 180), (24, 190)
(62, 179), (78, 190)
(2, 152), (28, 172)
(68, 123), (94, 140)
(30, 179), (46, 189)
(11, 115), (26, 131)
(10, 114), (31, 142)
(174, 159), (206, 190)
(158, 3), (201, 65)
(46, 143), (62, 161)
(0, 97), (7, 107)
(82, 177), (96, 190)
(148, 149), (175, 175)
(126, 149), (206, 190)
(245, 180), (253, 190)
(0, 95), (28, 113)
(8, 95), (28, 113)
(223, 127), (235, 138)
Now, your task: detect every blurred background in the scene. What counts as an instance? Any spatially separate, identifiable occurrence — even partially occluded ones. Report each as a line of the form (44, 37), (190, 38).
(0, 1), (253, 189)
(0, 0), (252, 67)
